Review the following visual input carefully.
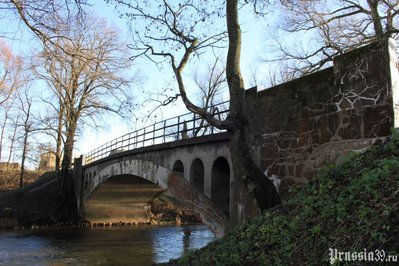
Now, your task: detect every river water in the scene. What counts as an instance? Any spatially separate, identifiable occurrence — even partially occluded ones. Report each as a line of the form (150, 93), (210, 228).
(0, 225), (216, 265)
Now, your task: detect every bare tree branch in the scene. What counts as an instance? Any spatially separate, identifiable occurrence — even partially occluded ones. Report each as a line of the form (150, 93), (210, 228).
(266, 0), (399, 76)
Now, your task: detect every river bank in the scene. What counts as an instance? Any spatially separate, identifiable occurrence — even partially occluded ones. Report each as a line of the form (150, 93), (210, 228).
(0, 171), (65, 230)
(0, 168), (48, 230)
(0, 170), (201, 231)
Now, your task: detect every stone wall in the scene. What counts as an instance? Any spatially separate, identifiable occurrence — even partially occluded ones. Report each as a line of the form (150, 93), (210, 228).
(245, 38), (399, 197)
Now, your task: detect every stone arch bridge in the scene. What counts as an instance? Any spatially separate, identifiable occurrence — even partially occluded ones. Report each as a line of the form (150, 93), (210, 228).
(75, 134), (238, 236)
(72, 104), (256, 237)
(72, 38), (399, 237)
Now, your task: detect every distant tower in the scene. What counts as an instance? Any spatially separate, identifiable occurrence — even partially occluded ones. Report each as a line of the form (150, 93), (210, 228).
(38, 152), (56, 171)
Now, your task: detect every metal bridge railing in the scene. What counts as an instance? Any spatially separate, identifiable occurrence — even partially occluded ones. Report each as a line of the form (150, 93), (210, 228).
(84, 101), (229, 165)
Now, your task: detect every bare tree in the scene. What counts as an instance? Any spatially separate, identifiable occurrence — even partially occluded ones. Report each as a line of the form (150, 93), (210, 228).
(33, 14), (134, 191)
(33, 72), (66, 171)
(16, 88), (34, 188)
(193, 56), (227, 110)
(0, 97), (15, 161)
(108, 0), (280, 210)
(0, 39), (23, 106)
(0, 38), (28, 164)
(7, 115), (18, 165)
(192, 56), (227, 137)
(267, 0), (399, 75)
(0, 1), (87, 49)
(44, 100), (65, 171)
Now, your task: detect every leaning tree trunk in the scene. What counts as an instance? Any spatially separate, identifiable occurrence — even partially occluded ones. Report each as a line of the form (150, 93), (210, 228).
(230, 127), (281, 210)
(225, 0), (280, 211)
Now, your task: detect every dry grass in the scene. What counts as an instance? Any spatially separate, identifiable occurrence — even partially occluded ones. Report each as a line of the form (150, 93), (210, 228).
(0, 169), (45, 190)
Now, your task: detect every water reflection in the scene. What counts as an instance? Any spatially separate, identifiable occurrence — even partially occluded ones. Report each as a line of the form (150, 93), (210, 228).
(0, 225), (215, 265)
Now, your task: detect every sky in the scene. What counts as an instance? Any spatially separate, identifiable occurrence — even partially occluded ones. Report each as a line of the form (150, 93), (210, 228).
(76, 1), (274, 156)
(1, 1), (278, 167)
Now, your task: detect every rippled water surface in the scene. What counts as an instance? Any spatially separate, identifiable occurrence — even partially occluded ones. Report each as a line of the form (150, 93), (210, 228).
(0, 225), (216, 265)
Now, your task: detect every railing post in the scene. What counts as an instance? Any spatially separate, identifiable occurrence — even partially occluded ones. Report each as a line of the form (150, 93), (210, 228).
(128, 133), (131, 150)
(153, 124), (156, 145)
(192, 113), (196, 137)
(163, 120), (166, 143)
(143, 127), (146, 147)
(177, 116), (180, 140)
(135, 131), (138, 148)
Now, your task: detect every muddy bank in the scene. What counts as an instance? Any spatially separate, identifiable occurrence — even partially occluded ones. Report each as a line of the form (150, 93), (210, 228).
(83, 196), (201, 227)
(150, 195), (200, 225)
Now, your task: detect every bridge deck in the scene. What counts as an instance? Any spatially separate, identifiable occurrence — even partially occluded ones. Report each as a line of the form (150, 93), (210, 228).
(84, 102), (229, 165)
(83, 132), (230, 168)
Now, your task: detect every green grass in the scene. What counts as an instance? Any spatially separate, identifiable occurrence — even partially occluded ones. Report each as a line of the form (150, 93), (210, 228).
(169, 133), (399, 265)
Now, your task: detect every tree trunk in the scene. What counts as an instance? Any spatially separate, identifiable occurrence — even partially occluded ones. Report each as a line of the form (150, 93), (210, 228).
(230, 129), (280, 210)
(55, 102), (64, 171)
(225, 0), (280, 211)
(7, 118), (18, 165)
(226, 0), (245, 121)
(60, 123), (76, 191)
(0, 114), (7, 161)
(367, 0), (384, 38)
(57, 119), (79, 223)
(19, 130), (29, 188)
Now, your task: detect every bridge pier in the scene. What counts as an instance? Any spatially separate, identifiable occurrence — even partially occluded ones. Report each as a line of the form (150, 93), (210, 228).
(203, 164), (212, 199)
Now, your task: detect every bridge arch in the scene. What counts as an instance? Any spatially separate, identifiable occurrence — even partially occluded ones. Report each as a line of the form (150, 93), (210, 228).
(173, 160), (184, 177)
(211, 157), (230, 217)
(80, 158), (228, 236)
(190, 158), (204, 193)
(85, 174), (164, 224)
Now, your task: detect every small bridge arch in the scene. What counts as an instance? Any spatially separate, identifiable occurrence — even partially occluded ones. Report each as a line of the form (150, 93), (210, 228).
(211, 157), (231, 217)
(85, 174), (165, 225)
(190, 158), (205, 193)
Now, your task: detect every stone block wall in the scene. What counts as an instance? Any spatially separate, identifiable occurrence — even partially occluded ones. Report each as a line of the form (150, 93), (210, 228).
(245, 38), (398, 197)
